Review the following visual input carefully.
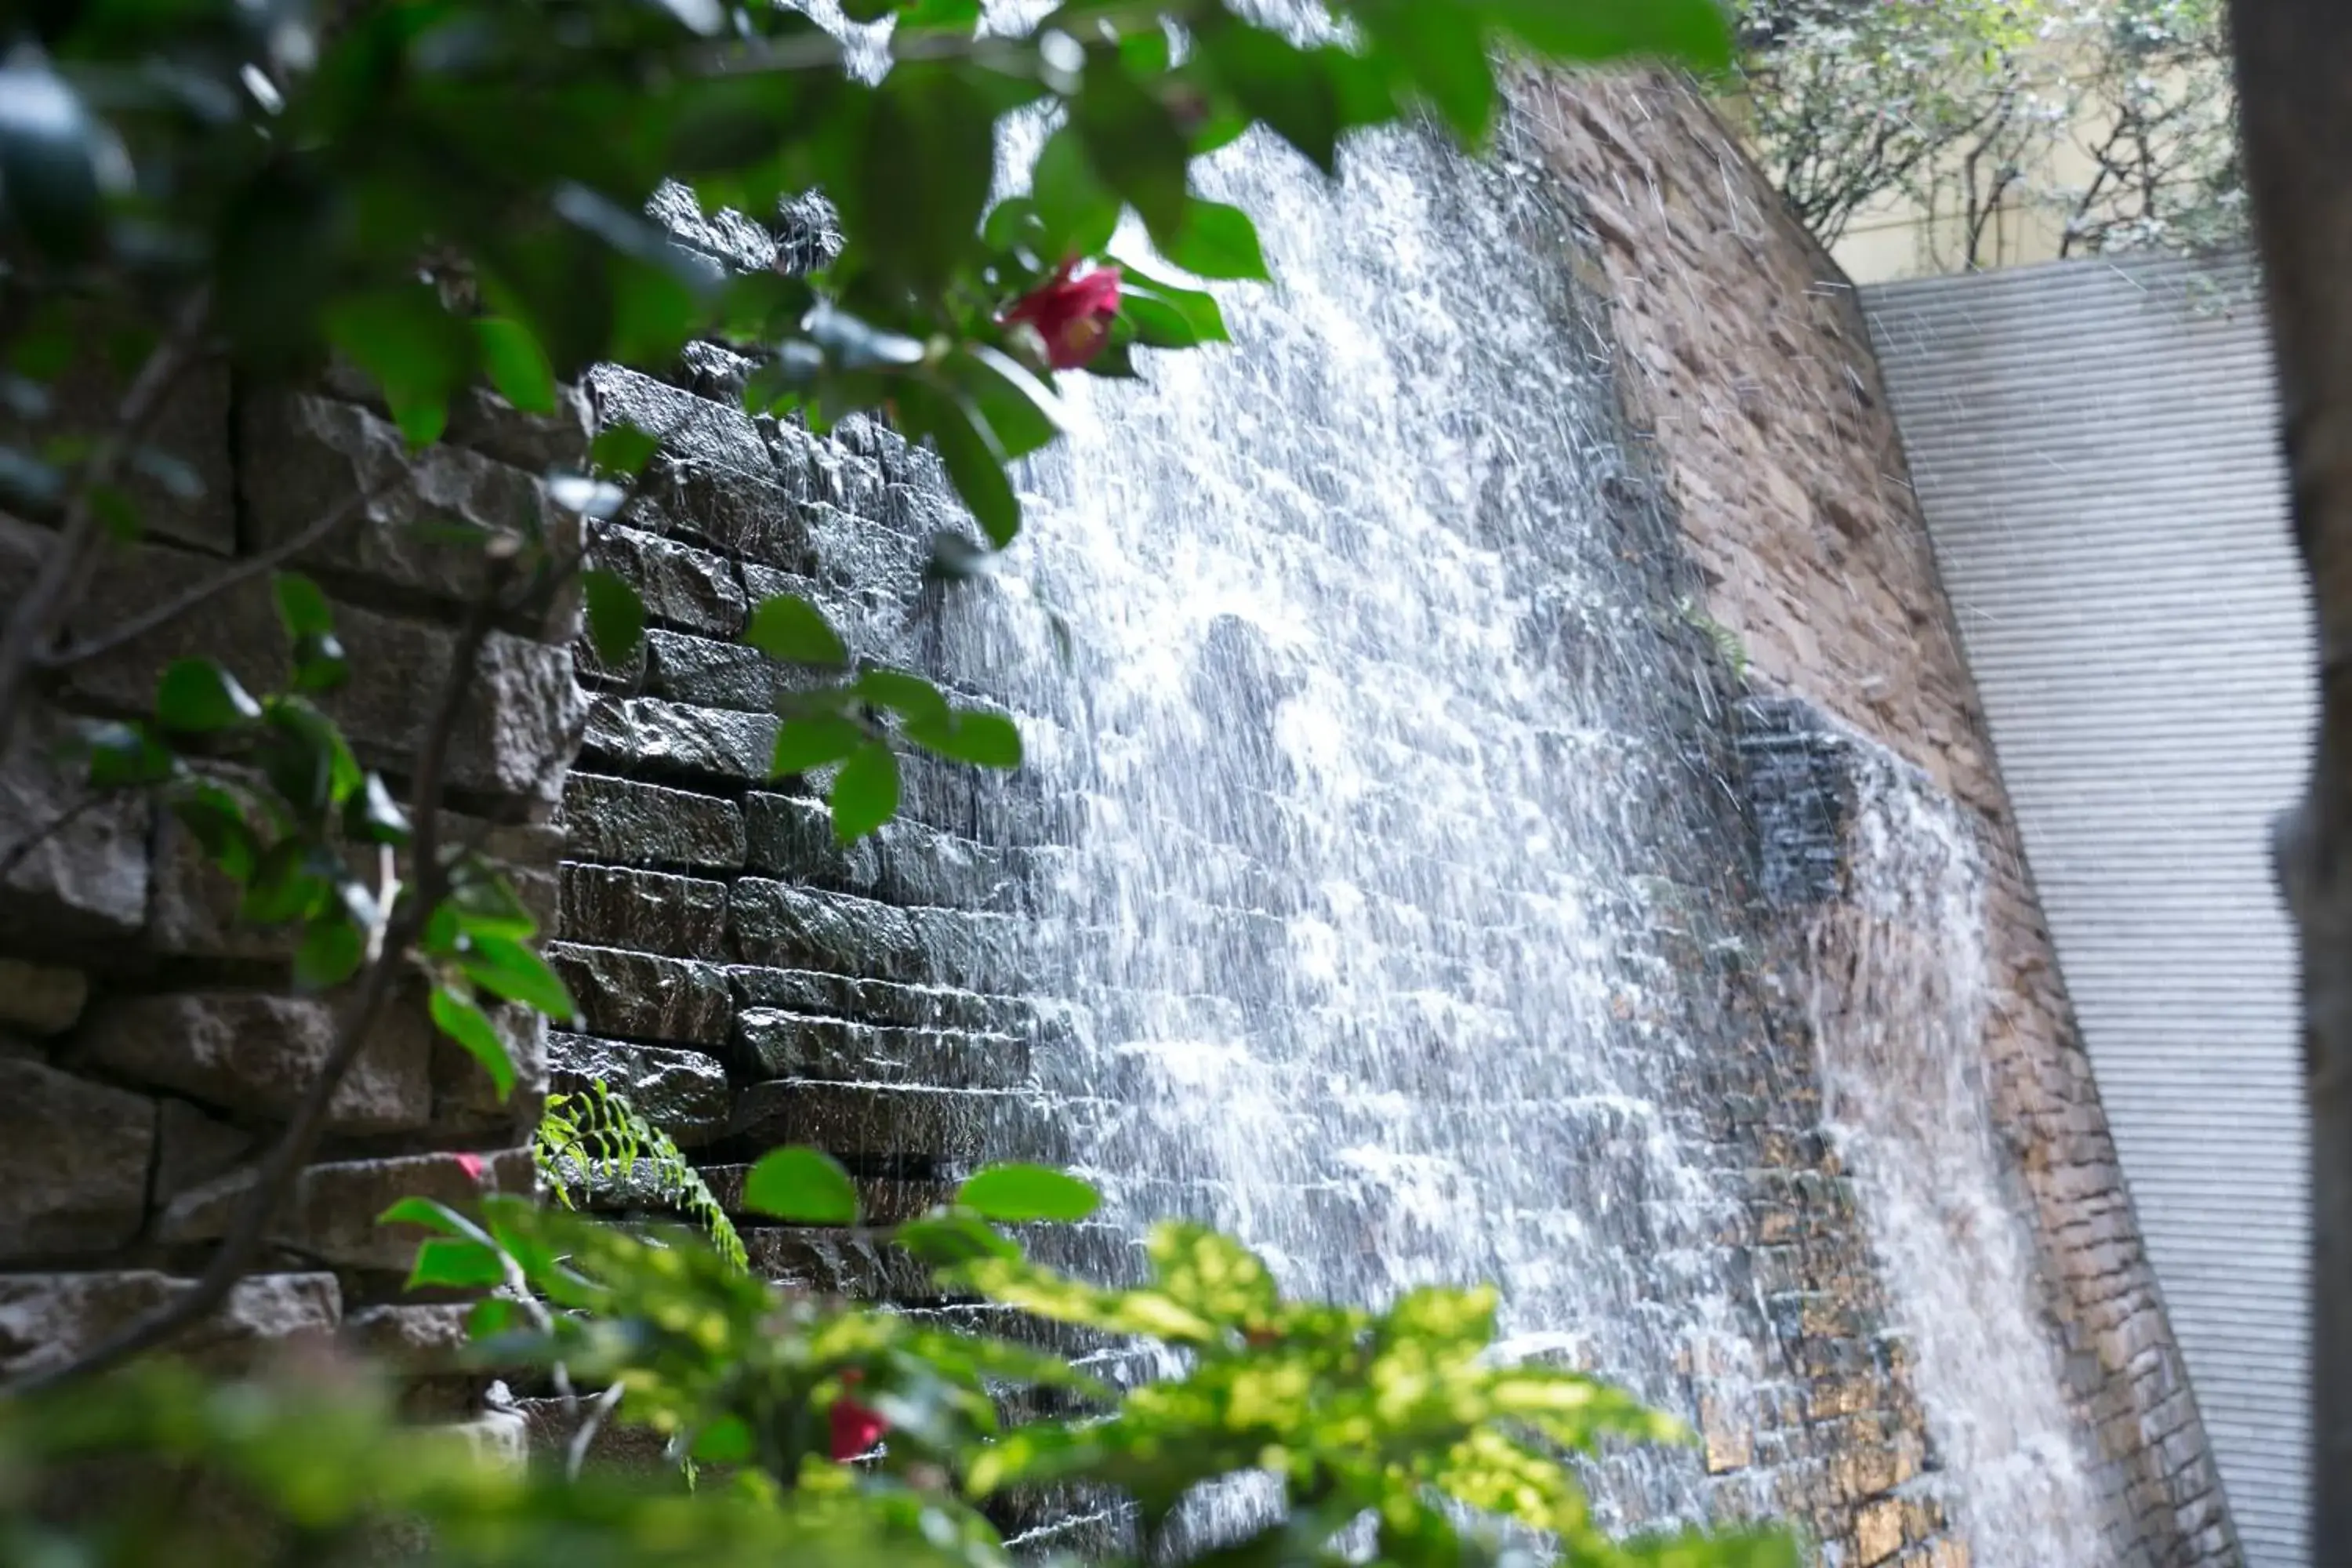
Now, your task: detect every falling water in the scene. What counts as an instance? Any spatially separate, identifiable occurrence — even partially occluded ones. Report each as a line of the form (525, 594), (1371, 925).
(1802, 752), (2107, 1566)
(897, 42), (2115, 1559)
(981, 101), (1769, 1544)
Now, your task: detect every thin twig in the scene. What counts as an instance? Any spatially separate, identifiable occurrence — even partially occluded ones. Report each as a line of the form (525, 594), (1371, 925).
(0, 289), (213, 748)
(0, 796), (104, 886)
(566, 1382), (626, 1481)
(4, 554), (516, 1397)
(41, 480), (389, 671)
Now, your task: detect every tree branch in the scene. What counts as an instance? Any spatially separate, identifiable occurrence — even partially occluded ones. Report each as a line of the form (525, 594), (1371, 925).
(39, 479), (387, 671)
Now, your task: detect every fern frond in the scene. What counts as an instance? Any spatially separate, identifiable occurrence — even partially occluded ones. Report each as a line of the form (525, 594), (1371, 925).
(535, 1080), (748, 1271)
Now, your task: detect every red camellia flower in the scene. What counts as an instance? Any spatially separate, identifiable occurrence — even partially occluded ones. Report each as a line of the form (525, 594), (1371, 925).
(1002, 260), (1122, 370)
(828, 1369), (888, 1461)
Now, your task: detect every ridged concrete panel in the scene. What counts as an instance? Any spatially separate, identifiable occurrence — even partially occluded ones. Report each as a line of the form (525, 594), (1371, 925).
(1863, 252), (2310, 1568)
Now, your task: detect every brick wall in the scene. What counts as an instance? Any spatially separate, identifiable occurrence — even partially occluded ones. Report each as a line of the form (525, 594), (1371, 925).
(1517, 68), (2240, 1566)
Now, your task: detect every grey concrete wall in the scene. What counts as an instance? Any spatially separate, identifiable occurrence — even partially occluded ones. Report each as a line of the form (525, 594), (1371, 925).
(1863, 252), (2309, 1567)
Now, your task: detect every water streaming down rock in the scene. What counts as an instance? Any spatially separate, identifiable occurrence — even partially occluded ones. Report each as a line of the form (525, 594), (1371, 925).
(1801, 750), (2107, 1568)
(900, 62), (2114, 1559)
(980, 107), (1774, 1544)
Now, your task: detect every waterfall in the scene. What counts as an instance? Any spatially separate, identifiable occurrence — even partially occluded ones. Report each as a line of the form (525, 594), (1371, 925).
(987, 110), (1768, 1543)
(1802, 752), (2107, 1567)
(931, 64), (2113, 1561)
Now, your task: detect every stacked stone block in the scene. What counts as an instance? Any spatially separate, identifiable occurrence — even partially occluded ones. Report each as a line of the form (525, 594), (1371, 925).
(0, 365), (583, 1397)
(546, 195), (1079, 1302)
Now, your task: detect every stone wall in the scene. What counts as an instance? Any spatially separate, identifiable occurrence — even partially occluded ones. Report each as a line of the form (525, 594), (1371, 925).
(0, 67), (2235, 1568)
(1518, 70), (2240, 1566)
(0, 363), (583, 1405)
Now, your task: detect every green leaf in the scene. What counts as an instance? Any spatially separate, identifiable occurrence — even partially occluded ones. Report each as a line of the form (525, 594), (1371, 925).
(405, 1237), (509, 1291)
(849, 67), (999, 292)
(273, 574), (335, 639)
(1073, 61), (1191, 245)
(772, 714), (867, 777)
(899, 382), (1019, 547)
(474, 317), (557, 415)
(740, 1145), (859, 1225)
(854, 668), (951, 731)
(1158, 200), (1271, 281)
(293, 915), (366, 991)
(949, 347), (1065, 461)
(744, 594), (848, 667)
(85, 721), (177, 789)
(1368, 1), (1497, 143)
(0, 59), (118, 264)
(957, 1165), (1101, 1223)
(1481, 0), (1733, 71)
(581, 568), (646, 666)
(431, 987), (517, 1101)
(907, 710), (1023, 769)
(590, 422), (661, 477)
(378, 1197), (489, 1241)
(1199, 26), (1388, 175)
(325, 284), (475, 448)
(1029, 127), (1120, 258)
(830, 742), (900, 843)
(154, 659), (261, 733)
(458, 933), (579, 1025)
(1118, 263), (1230, 349)
(170, 785), (257, 880)
(344, 773), (410, 847)
(290, 632), (349, 695)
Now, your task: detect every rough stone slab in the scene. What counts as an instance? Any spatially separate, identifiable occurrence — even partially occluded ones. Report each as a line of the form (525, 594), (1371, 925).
(0, 1270), (341, 1378)
(743, 792), (1015, 910)
(159, 1149), (535, 1272)
(589, 524), (746, 637)
(16, 521), (585, 804)
(154, 1098), (256, 1207)
(77, 991), (433, 1134)
(322, 360), (594, 477)
(583, 695), (775, 783)
(547, 1032), (730, 1146)
(733, 1008), (1029, 1091)
(728, 879), (924, 980)
(649, 180), (781, 273)
(742, 1225), (938, 1300)
(627, 452), (808, 564)
(558, 773), (745, 872)
(545, 942), (731, 1048)
(0, 1058), (155, 1258)
(726, 966), (1046, 1036)
(557, 863), (728, 959)
(725, 1080), (1001, 1163)
(737, 561), (910, 670)
(343, 1302), (475, 1370)
(153, 774), (563, 960)
(0, 706), (150, 939)
(643, 627), (835, 713)
(0, 958), (88, 1035)
(429, 1004), (550, 1138)
(240, 391), (576, 629)
(586, 365), (775, 479)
